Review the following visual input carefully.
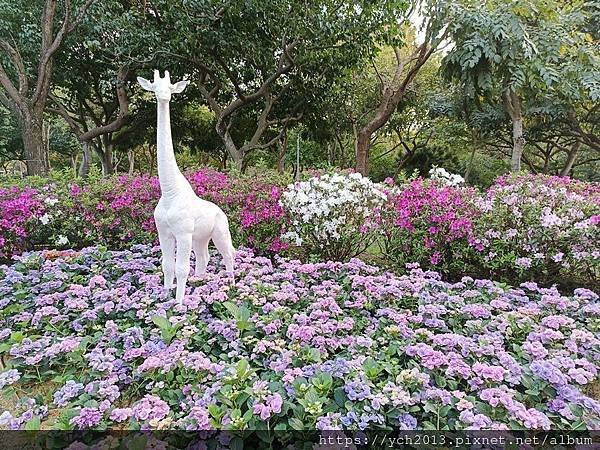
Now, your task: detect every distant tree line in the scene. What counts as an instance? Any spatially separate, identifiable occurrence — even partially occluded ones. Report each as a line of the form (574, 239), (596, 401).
(0, 0), (597, 181)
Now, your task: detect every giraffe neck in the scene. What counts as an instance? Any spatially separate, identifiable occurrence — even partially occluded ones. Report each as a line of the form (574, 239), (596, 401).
(156, 101), (185, 198)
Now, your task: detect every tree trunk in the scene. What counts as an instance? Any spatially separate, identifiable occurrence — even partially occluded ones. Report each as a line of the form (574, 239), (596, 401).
(127, 149), (135, 174)
(93, 135), (114, 176)
(70, 153), (78, 175)
(502, 90), (525, 172)
(222, 131), (243, 172)
(22, 119), (49, 176)
(78, 141), (92, 178)
(464, 131), (478, 183)
(99, 144), (114, 176)
(560, 140), (582, 176)
(276, 132), (288, 174)
(354, 44), (435, 176)
(355, 129), (371, 176)
(511, 117), (525, 172)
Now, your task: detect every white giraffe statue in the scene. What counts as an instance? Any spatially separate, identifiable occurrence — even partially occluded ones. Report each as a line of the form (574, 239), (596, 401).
(137, 70), (235, 304)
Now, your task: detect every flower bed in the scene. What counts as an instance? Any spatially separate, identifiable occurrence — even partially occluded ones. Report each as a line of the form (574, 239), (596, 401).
(1, 171), (598, 289)
(0, 246), (598, 440)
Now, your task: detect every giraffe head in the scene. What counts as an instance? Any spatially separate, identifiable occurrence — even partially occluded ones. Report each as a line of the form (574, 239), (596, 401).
(137, 69), (189, 103)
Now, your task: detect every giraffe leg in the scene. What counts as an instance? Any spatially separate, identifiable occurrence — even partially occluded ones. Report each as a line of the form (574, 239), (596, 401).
(193, 238), (210, 277)
(212, 214), (235, 280)
(175, 233), (193, 304)
(157, 227), (175, 290)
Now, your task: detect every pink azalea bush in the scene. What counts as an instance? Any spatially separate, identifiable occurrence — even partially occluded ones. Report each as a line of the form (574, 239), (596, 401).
(379, 174), (599, 288)
(378, 178), (480, 277)
(0, 187), (44, 258)
(0, 168), (287, 259)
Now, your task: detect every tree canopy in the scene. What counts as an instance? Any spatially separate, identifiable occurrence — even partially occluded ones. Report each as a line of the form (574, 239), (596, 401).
(0, 0), (597, 182)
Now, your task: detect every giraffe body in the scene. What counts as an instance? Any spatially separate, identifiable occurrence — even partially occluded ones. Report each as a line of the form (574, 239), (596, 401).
(138, 70), (235, 304)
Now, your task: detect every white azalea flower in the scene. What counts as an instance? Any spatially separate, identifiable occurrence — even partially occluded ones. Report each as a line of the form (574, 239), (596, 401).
(429, 167), (465, 186)
(39, 213), (52, 225)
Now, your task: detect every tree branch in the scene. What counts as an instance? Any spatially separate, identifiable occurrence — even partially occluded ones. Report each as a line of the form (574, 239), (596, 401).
(0, 39), (28, 94)
(0, 63), (24, 113)
(33, 0), (96, 106)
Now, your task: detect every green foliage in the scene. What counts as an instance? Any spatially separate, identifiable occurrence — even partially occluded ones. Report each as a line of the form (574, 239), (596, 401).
(0, 106), (22, 164)
(0, 0), (597, 183)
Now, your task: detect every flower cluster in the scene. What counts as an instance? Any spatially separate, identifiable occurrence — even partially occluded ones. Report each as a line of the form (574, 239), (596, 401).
(0, 245), (598, 440)
(428, 167), (465, 186)
(379, 178), (480, 276)
(474, 173), (599, 285)
(0, 187), (44, 258)
(280, 172), (387, 261)
(379, 174), (599, 288)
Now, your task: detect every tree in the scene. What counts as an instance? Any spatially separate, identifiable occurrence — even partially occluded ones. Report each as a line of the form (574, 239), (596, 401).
(443, 0), (598, 172)
(49, 66), (132, 176)
(148, 0), (404, 172)
(353, 1), (452, 175)
(0, 0), (95, 175)
(47, 0), (164, 177)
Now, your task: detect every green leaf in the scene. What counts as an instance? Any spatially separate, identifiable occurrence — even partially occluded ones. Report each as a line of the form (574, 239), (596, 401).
(236, 359), (249, 378)
(151, 315), (170, 331)
(333, 387), (347, 407)
(24, 416), (40, 431)
(257, 429), (274, 443)
(229, 437), (244, 450)
(10, 331), (24, 342)
(288, 417), (305, 431)
(223, 302), (239, 317)
(127, 435), (148, 450)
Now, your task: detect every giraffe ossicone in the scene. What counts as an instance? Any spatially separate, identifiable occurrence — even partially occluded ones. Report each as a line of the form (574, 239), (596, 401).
(137, 70), (235, 304)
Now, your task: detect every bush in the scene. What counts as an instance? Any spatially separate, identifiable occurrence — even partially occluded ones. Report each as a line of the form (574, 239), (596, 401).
(0, 168), (289, 261)
(1, 169), (598, 289)
(472, 173), (600, 288)
(0, 187), (45, 259)
(376, 173), (599, 289)
(280, 172), (387, 261)
(378, 178), (480, 278)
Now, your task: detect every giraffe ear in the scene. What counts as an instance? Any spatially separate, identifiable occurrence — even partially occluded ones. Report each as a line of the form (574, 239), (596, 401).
(137, 77), (154, 91)
(170, 80), (189, 94)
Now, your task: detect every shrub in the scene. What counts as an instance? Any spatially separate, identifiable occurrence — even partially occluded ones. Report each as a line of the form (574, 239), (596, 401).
(379, 178), (480, 278)
(189, 169), (288, 254)
(0, 168), (288, 261)
(280, 172), (387, 261)
(0, 187), (44, 258)
(472, 173), (600, 288)
(1, 169), (598, 290)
